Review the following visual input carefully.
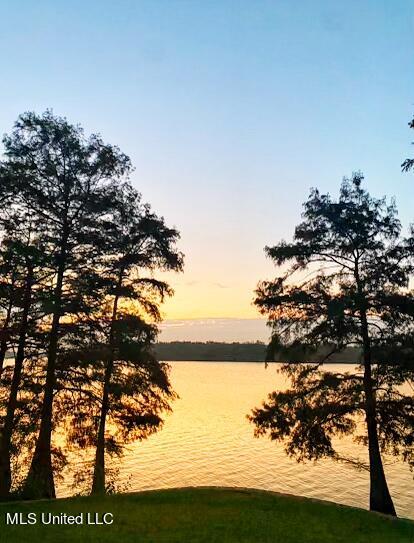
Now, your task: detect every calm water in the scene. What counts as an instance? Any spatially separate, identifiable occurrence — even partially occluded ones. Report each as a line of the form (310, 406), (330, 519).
(62, 361), (414, 518)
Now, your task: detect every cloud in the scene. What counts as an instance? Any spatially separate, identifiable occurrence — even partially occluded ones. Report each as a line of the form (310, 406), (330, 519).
(185, 280), (200, 287)
(183, 280), (229, 289)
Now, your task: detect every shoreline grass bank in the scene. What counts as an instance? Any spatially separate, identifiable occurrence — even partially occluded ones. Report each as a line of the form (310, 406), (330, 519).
(0, 487), (412, 542)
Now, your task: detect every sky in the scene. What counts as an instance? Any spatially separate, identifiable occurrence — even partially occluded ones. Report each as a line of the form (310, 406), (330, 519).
(0, 1), (413, 340)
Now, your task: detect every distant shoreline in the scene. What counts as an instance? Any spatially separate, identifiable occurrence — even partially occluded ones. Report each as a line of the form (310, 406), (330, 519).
(154, 342), (360, 363)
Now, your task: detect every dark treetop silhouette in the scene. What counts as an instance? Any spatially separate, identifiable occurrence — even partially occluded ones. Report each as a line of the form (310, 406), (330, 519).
(50, 182), (183, 495)
(79, 184), (182, 495)
(249, 173), (414, 516)
(401, 116), (414, 173)
(0, 111), (183, 499)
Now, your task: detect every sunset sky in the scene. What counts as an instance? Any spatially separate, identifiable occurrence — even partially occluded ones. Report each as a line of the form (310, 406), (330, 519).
(1, 1), (413, 339)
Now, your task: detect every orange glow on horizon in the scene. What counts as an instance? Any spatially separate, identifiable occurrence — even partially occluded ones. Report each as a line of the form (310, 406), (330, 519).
(159, 281), (260, 320)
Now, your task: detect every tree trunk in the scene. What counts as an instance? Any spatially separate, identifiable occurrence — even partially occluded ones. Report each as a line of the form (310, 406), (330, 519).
(0, 266), (33, 498)
(91, 356), (114, 495)
(23, 232), (68, 499)
(0, 277), (16, 375)
(360, 310), (396, 516)
(91, 288), (121, 495)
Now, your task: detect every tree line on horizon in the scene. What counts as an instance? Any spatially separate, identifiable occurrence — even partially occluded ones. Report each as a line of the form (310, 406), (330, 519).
(154, 341), (362, 362)
(0, 111), (183, 499)
(249, 117), (414, 517)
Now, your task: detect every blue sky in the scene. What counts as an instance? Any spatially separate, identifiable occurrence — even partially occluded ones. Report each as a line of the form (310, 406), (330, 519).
(0, 1), (413, 338)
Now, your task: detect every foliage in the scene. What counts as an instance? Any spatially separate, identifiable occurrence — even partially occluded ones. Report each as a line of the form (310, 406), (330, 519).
(0, 111), (182, 498)
(401, 116), (414, 173)
(250, 173), (414, 515)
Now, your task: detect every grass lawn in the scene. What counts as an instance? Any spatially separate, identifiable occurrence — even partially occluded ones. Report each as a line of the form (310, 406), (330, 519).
(0, 487), (412, 543)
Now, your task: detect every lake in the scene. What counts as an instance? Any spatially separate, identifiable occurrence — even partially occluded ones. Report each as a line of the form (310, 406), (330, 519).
(61, 361), (414, 519)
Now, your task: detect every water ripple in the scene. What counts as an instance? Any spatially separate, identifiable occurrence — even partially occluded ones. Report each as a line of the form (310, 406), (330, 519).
(60, 362), (414, 519)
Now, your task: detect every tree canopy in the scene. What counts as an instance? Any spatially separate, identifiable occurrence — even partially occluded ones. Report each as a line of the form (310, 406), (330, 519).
(402, 116), (414, 173)
(250, 173), (414, 516)
(0, 111), (183, 499)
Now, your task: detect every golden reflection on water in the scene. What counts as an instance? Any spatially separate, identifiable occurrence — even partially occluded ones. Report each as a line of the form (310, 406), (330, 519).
(60, 362), (414, 519)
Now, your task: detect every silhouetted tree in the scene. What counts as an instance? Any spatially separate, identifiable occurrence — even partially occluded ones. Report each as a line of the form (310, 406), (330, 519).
(249, 174), (414, 516)
(88, 185), (183, 494)
(402, 116), (414, 173)
(58, 313), (175, 494)
(0, 111), (131, 498)
(0, 205), (51, 498)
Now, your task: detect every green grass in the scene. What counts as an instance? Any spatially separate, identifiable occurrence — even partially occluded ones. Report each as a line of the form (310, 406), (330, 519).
(0, 487), (412, 542)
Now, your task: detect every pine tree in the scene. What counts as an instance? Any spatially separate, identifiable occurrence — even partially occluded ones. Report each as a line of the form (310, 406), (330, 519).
(0, 111), (131, 498)
(89, 185), (183, 494)
(249, 173), (414, 516)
